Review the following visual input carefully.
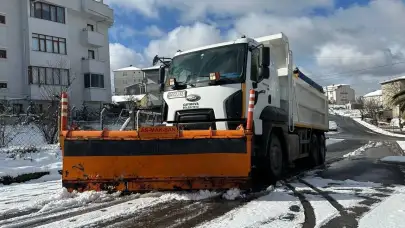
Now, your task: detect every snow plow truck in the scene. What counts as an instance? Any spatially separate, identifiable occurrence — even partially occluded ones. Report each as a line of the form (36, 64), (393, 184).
(59, 32), (329, 193)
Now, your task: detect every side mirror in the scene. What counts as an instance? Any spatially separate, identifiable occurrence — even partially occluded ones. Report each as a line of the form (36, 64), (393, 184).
(259, 47), (270, 79)
(259, 47), (270, 67)
(158, 67), (165, 83)
(159, 67), (165, 92)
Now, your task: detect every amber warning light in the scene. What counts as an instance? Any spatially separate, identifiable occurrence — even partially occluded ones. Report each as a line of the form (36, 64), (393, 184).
(210, 72), (220, 81)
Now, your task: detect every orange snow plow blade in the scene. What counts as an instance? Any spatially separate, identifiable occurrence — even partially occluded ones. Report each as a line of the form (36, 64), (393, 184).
(60, 126), (252, 193)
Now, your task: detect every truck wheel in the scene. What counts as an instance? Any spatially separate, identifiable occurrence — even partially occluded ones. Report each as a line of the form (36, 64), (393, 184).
(318, 134), (326, 165)
(267, 132), (284, 180)
(310, 134), (320, 166)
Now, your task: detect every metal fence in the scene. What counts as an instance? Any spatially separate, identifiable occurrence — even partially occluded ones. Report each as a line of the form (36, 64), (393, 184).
(0, 107), (163, 150)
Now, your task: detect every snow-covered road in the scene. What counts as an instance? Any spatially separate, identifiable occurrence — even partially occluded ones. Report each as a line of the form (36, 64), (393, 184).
(1, 169), (403, 228)
(2, 110), (405, 227)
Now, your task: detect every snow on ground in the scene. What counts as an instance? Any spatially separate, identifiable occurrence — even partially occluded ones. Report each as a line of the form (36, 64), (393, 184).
(352, 118), (405, 138)
(326, 138), (344, 146)
(329, 107), (361, 118)
(343, 141), (382, 158)
(0, 144), (61, 182)
(358, 187), (405, 228)
(380, 156), (405, 164)
(195, 186), (305, 228)
(289, 182), (339, 228)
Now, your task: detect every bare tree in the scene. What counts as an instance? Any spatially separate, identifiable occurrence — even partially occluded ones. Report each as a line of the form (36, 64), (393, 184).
(30, 57), (76, 144)
(364, 98), (382, 125)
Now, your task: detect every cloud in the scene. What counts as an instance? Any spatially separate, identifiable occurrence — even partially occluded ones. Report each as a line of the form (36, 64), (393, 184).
(110, 25), (164, 41)
(105, 0), (334, 21)
(109, 43), (145, 71)
(105, 0), (159, 18)
(143, 22), (224, 61)
(107, 0), (405, 95)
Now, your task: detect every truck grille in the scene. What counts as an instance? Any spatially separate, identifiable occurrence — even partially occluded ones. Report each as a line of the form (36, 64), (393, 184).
(174, 109), (216, 130)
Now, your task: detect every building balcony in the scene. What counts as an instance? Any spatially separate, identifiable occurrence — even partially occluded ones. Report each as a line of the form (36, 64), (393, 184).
(81, 29), (105, 47)
(83, 87), (109, 102)
(81, 58), (105, 74)
(81, 0), (114, 27)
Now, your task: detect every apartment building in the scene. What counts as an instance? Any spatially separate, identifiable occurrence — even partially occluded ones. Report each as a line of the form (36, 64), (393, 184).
(113, 66), (144, 96)
(381, 75), (405, 118)
(0, 0), (114, 113)
(324, 84), (355, 105)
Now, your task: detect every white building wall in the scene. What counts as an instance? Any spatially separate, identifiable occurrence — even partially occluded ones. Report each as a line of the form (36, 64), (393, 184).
(0, 0), (113, 111)
(113, 70), (144, 95)
(325, 84), (355, 105)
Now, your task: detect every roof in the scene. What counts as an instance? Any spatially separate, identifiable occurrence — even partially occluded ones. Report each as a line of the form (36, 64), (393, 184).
(142, 65), (161, 71)
(364, 90), (382, 97)
(380, 75), (405, 84)
(111, 95), (146, 103)
(113, 66), (142, 72)
(326, 84), (349, 88)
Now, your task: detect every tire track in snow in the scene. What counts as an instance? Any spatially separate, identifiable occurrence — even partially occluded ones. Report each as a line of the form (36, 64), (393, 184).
(0, 194), (143, 228)
(283, 181), (316, 228)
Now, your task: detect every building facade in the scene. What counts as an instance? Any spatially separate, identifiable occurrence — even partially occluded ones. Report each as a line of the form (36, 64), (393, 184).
(324, 84), (355, 105)
(381, 76), (405, 118)
(0, 0), (114, 113)
(113, 66), (144, 96)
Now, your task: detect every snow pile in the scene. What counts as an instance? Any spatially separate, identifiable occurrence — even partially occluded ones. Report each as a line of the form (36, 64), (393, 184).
(159, 189), (220, 201)
(222, 188), (242, 200)
(353, 118), (405, 138)
(0, 186), (122, 218)
(343, 141), (382, 158)
(38, 188), (122, 213)
(0, 144), (61, 182)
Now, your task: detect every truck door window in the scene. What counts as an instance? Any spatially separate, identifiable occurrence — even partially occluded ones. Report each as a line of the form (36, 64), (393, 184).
(251, 49), (260, 81)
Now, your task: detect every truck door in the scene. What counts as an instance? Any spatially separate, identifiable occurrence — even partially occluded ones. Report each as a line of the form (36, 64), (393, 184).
(250, 48), (271, 124)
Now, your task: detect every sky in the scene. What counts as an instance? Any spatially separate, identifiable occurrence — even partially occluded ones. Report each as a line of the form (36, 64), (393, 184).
(105, 0), (405, 96)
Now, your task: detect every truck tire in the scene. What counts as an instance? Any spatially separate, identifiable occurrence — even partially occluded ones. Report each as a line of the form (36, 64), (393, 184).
(318, 134), (326, 165)
(309, 134), (320, 166)
(267, 132), (284, 180)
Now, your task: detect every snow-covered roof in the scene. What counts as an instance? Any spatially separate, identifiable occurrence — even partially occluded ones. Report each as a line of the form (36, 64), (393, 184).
(364, 90), (382, 97)
(112, 95), (146, 103)
(380, 75), (405, 84)
(113, 66), (142, 72)
(142, 65), (161, 71)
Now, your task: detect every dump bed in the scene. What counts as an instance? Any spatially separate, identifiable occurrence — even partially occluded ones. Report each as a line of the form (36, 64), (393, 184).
(256, 33), (328, 131)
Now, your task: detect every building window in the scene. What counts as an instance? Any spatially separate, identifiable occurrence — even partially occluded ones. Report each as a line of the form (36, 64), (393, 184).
(0, 50), (6, 59)
(28, 66), (70, 86)
(84, 73), (104, 88)
(87, 24), (94, 31)
(88, 50), (95, 59)
(30, 1), (65, 24)
(0, 15), (5, 24)
(32, 33), (66, 54)
(0, 82), (7, 88)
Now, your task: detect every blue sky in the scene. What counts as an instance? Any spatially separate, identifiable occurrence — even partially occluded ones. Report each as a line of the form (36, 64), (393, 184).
(106, 0), (405, 96)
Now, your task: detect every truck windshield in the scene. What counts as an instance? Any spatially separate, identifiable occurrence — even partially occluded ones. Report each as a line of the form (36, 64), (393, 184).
(167, 43), (247, 85)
